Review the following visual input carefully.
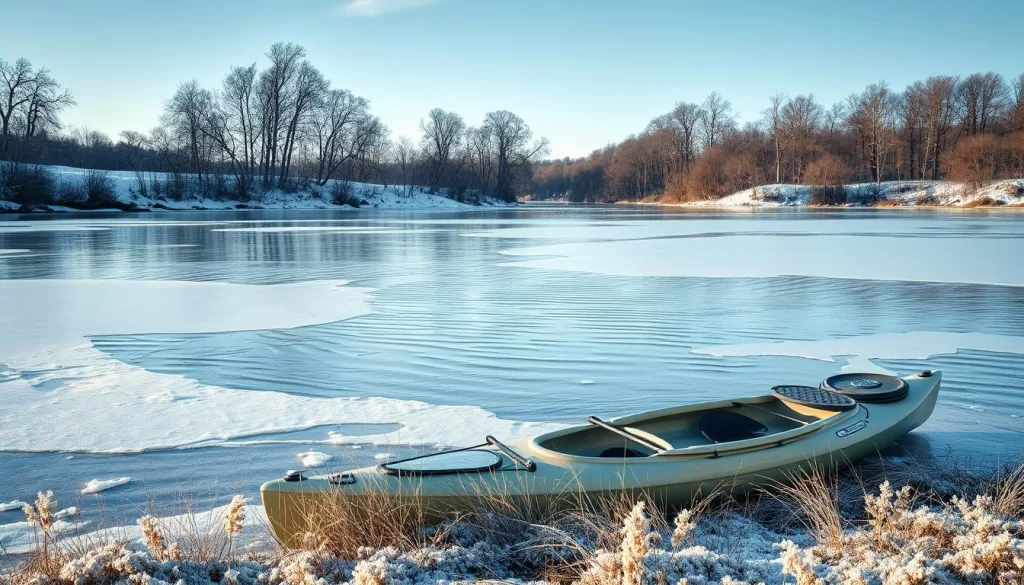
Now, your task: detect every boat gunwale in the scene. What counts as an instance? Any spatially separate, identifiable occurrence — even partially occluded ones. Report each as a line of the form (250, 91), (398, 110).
(527, 394), (860, 463)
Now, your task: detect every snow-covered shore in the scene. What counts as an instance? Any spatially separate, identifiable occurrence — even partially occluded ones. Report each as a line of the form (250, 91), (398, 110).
(3, 456), (1022, 585)
(659, 179), (1024, 208)
(0, 164), (513, 212)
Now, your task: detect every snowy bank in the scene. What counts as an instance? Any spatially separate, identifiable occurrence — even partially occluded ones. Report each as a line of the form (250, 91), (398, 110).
(3, 457), (1022, 585)
(0, 164), (514, 212)
(670, 179), (1024, 208)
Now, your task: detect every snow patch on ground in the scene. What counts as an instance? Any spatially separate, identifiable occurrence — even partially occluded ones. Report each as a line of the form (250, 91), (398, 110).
(0, 502), (267, 556)
(297, 451), (333, 468)
(673, 179), (1024, 208)
(81, 478), (131, 495)
(693, 331), (1024, 372)
(1, 164), (513, 211)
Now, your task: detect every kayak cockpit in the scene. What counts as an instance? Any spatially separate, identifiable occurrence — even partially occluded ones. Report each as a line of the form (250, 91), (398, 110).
(532, 395), (855, 459)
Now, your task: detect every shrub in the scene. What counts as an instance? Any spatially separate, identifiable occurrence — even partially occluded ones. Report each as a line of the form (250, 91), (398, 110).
(963, 196), (1001, 208)
(847, 183), (881, 205)
(810, 185), (847, 206)
(84, 170), (117, 205)
(0, 162), (55, 207)
(803, 154), (852, 186)
(948, 133), (1000, 189)
(331, 181), (360, 207)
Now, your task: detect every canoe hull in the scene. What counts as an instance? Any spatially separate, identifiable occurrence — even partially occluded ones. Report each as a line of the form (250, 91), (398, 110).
(262, 372), (940, 547)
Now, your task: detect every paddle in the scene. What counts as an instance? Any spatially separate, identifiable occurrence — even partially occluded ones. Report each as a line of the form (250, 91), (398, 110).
(587, 416), (667, 453)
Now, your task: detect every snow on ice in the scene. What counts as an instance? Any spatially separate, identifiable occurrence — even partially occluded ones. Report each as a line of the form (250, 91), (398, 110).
(82, 478), (132, 495)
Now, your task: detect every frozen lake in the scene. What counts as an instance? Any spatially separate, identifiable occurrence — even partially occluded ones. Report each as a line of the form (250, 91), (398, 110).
(1, 205), (1023, 539)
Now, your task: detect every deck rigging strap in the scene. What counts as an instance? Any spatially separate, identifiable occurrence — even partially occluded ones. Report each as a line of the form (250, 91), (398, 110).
(587, 416), (666, 453)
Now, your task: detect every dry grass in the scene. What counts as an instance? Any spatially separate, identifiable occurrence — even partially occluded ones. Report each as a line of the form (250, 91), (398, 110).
(870, 198), (906, 207)
(771, 466), (845, 554)
(4, 459), (1024, 585)
(963, 196), (1001, 207)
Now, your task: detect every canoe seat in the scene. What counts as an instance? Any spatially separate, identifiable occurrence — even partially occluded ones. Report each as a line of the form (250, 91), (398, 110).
(699, 411), (769, 444)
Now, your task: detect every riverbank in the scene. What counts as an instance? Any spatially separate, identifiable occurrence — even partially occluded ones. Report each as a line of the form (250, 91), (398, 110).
(620, 179), (1024, 209)
(2, 456), (1021, 585)
(0, 164), (513, 213)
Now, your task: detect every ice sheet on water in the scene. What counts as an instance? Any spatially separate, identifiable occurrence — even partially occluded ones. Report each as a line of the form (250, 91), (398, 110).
(82, 477), (131, 495)
(499, 234), (1024, 287)
(693, 331), (1024, 371)
(0, 278), (562, 453)
(0, 500), (25, 512)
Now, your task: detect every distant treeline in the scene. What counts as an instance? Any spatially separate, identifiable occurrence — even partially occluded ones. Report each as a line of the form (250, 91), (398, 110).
(0, 45), (548, 204)
(532, 74), (1024, 202)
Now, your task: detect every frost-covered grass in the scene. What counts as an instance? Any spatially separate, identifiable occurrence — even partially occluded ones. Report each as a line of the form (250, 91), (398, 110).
(671, 179), (1024, 208)
(0, 164), (513, 212)
(3, 458), (1022, 585)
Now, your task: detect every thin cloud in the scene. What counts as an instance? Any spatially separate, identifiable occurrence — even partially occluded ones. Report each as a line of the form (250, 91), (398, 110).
(339, 0), (440, 17)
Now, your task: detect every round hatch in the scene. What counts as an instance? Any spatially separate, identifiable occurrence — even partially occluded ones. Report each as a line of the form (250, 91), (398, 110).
(379, 450), (503, 476)
(821, 373), (909, 403)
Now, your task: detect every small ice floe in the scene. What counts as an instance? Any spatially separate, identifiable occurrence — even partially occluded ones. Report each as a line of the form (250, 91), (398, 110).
(374, 452), (394, 461)
(580, 379), (595, 385)
(297, 451), (333, 468)
(65, 455), (74, 460)
(54, 506), (79, 520)
(0, 500), (26, 512)
(81, 477), (131, 495)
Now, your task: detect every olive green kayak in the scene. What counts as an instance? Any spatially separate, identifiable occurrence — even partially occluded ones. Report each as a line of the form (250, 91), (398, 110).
(262, 371), (940, 547)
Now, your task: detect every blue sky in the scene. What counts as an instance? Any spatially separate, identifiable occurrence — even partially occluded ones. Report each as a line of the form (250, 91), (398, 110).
(5, 0), (1023, 158)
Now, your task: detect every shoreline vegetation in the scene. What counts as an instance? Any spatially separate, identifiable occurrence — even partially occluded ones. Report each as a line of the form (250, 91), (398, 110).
(0, 163), (514, 214)
(622, 179), (1024, 209)
(2, 456), (1022, 585)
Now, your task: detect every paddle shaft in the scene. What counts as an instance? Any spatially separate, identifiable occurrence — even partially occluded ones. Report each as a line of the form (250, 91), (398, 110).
(486, 435), (537, 472)
(587, 416), (666, 453)
(732, 402), (809, 426)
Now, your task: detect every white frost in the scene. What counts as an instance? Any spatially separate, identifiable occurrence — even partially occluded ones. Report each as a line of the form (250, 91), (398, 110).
(82, 477), (131, 494)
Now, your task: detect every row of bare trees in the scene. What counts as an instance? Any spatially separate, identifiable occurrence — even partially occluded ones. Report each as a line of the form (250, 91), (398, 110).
(2, 46), (548, 204)
(533, 72), (1024, 202)
(419, 108), (549, 201)
(141, 43), (389, 199)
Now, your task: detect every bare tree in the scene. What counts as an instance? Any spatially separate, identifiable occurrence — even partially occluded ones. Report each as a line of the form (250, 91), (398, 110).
(698, 92), (734, 149)
(420, 108), (466, 191)
(919, 76), (958, 180)
(393, 135), (416, 196)
(847, 82), (899, 182)
(278, 61), (327, 186)
(163, 80), (216, 187)
(764, 93), (787, 183)
(20, 69), (74, 139)
(258, 43), (306, 185)
(309, 89), (377, 185)
(780, 94), (822, 181)
(0, 58), (35, 148)
(222, 64), (261, 182)
(482, 110), (549, 201)
(957, 72), (1009, 135)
